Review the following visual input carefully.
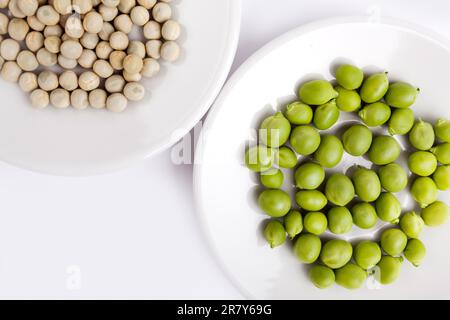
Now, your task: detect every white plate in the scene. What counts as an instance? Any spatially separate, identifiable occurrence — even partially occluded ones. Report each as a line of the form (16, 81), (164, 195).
(0, 0), (241, 175)
(194, 17), (450, 299)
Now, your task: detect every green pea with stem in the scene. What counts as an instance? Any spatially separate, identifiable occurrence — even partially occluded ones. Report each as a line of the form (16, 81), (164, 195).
(263, 220), (286, 248)
(384, 82), (419, 108)
(313, 100), (340, 130)
(285, 101), (313, 125)
(294, 233), (322, 264)
(284, 210), (303, 239)
(299, 80), (338, 105)
(314, 135), (344, 168)
(360, 72), (389, 103)
(335, 64), (364, 90)
(358, 102), (391, 127)
(335, 86), (361, 112)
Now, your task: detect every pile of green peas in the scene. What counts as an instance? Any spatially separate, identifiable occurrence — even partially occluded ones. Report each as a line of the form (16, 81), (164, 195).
(245, 63), (450, 290)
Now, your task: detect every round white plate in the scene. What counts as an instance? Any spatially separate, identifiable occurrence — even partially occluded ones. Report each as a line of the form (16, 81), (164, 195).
(0, 0), (241, 175)
(194, 17), (450, 299)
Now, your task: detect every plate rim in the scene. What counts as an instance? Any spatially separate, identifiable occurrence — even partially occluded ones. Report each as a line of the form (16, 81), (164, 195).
(193, 15), (450, 299)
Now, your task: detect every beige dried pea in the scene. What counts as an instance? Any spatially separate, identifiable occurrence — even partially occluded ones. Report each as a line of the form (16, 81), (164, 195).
(30, 88), (49, 109)
(19, 72), (38, 92)
(50, 88), (70, 108)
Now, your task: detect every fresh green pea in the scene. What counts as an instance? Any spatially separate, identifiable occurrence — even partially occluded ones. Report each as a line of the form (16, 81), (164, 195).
(399, 211), (424, 239)
(360, 72), (389, 103)
(421, 201), (449, 226)
(342, 124), (372, 156)
(313, 100), (340, 130)
(260, 112), (292, 147)
(434, 119), (450, 143)
(404, 239), (426, 267)
(409, 120), (435, 151)
(285, 101), (313, 125)
(411, 177), (438, 208)
(309, 265), (335, 289)
(245, 145), (274, 172)
(284, 210), (303, 239)
(408, 151), (437, 176)
(320, 239), (353, 269)
(260, 169), (284, 189)
(263, 220), (286, 248)
(325, 173), (355, 206)
(377, 256), (403, 285)
(368, 135), (401, 165)
(384, 82), (419, 108)
(354, 241), (382, 270)
(298, 80), (338, 105)
(380, 228), (407, 257)
(378, 163), (408, 193)
(275, 146), (297, 169)
(294, 162), (325, 190)
(351, 202), (378, 229)
(290, 125), (321, 155)
(388, 108), (415, 135)
(358, 102), (391, 127)
(335, 263), (367, 289)
(304, 211), (328, 235)
(293, 233), (322, 264)
(295, 190), (327, 211)
(314, 135), (344, 168)
(352, 167), (381, 202)
(335, 86), (361, 112)
(430, 143), (450, 164)
(328, 206), (353, 234)
(335, 64), (364, 90)
(375, 192), (401, 223)
(258, 189), (291, 217)
(433, 165), (450, 190)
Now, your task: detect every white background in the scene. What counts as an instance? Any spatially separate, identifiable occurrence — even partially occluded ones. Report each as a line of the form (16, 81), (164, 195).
(1, 0), (450, 299)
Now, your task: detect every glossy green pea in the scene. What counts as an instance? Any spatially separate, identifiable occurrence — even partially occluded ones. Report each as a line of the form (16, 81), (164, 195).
(304, 211), (328, 235)
(404, 239), (426, 267)
(384, 82), (419, 108)
(335, 64), (364, 90)
(408, 151), (437, 176)
(378, 163), (408, 193)
(328, 206), (353, 234)
(258, 189), (291, 217)
(342, 124), (372, 156)
(377, 256), (403, 285)
(434, 119), (450, 143)
(260, 169), (284, 189)
(260, 112), (291, 147)
(299, 80), (338, 105)
(352, 167), (381, 202)
(244, 145), (274, 172)
(320, 239), (353, 269)
(354, 241), (382, 270)
(295, 190), (327, 211)
(351, 202), (378, 229)
(313, 100), (340, 130)
(375, 192), (401, 223)
(263, 220), (286, 248)
(325, 173), (355, 206)
(432, 165), (450, 190)
(284, 210), (303, 239)
(294, 162), (325, 190)
(309, 265), (335, 289)
(335, 86), (361, 112)
(335, 263), (367, 289)
(399, 211), (424, 239)
(360, 72), (389, 103)
(430, 143), (450, 164)
(368, 135), (401, 165)
(290, 125), (321, 155)
(421, 201), (449, 226)
(275, 146), (297, 169)
(314, 135), (344, 168)
(409, 120), (435, 151)
(411, 177), (438, 208)
(285, 101), (313, 125)
(294, 233), (322, 264)
(388, 108), (415, 135)
(358, 102), (391, 127)
(380, 228), (407, 257)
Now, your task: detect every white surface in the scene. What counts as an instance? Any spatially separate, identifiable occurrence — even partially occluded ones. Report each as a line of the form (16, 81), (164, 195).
(194, 17), (450, 299)
(1, 0), (450, 299)
(0, 0), (240, 175)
